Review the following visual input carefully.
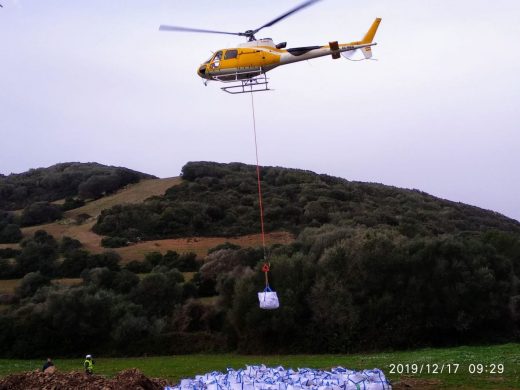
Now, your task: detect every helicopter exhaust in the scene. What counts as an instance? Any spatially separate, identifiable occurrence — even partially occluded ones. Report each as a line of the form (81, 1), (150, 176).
(329, 41), (340, 59)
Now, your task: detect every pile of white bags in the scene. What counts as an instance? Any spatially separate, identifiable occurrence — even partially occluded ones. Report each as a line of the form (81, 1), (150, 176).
(167, 365), (391, 390)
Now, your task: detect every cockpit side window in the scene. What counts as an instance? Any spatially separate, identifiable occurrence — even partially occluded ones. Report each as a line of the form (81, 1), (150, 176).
(224, 49), (238, 60)
(211, 51), (223, 68)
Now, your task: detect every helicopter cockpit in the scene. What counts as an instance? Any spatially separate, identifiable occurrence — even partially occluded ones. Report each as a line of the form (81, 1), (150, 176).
(198, 49), (239, 77)
(211, 51), (222, 68)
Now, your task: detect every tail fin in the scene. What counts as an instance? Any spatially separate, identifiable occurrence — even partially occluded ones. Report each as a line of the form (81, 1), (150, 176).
(342, 45), (373, 60)
(361, 46), (373, 59)
(362, 18), (382, 44)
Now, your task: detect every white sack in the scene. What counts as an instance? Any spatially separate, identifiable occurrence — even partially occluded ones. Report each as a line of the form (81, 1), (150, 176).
(258, 291), (280, 309)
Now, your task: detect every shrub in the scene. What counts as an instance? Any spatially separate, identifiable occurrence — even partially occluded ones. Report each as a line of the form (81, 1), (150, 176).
(101, 236), (128, 248)
(74, 213), (91, 224)
(87, 251), (121, 271)
(207, 242), (241, 254)
(162, 251), (200, 272)
(125, 260), (153, 274)
(61, 197), (85, 211)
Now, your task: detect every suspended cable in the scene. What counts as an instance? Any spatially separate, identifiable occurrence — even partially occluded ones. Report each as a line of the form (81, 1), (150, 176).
(250, 89), (270, 288)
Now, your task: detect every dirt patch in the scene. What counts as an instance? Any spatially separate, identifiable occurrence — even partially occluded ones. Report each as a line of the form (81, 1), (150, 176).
(22, 220), (102, 253)
(0, 368), (169, 390)
(116, 231), (295, 262)
(0, 243), (20, 250)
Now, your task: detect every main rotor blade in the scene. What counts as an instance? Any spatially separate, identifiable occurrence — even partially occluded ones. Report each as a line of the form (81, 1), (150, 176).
(253, 0), (321, 35)
(159, 25), (243, 36)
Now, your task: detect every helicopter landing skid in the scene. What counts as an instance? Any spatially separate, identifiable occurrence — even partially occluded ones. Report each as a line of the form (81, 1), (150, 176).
(220, 73), (271, 95)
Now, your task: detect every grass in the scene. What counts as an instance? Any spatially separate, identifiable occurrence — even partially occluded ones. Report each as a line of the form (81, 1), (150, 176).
(64, 177), (181, 219)
(0, 344), (518, 388)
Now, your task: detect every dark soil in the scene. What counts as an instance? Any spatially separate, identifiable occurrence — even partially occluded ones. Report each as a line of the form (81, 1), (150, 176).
(0, 368), (170, 390)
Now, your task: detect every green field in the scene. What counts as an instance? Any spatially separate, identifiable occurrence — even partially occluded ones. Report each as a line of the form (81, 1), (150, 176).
(0, 344), (518, 389)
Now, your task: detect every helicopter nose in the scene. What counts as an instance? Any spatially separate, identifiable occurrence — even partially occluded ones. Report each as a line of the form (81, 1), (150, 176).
(197, 65), (206, 78)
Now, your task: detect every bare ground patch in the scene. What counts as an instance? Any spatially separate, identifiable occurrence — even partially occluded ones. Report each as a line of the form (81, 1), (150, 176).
(115, 231), (295, 263)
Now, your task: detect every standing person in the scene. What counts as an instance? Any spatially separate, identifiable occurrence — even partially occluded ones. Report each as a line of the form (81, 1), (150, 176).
(84, 354), (94, 375)
(42, 358), (54, 373)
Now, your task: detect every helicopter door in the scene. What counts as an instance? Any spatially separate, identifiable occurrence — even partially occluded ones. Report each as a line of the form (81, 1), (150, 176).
(222, 49), (239, 70)
(210, 51), (223, 70)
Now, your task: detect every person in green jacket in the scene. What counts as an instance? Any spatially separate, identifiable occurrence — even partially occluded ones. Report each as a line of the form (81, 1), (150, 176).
(84, 354), (94, 375)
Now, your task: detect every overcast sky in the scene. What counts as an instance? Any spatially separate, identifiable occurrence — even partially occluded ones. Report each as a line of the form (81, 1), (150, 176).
(1, 0), (519, 221)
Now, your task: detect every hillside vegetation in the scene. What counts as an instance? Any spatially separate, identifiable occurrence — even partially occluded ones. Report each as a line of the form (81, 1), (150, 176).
(19, 177), (182, 254)
(0, 162), (155, 210)
(0, 161), (519, 357)
(0, 163), (156, 243)
(15, 176), (290, 260)
(94, 161), (520, 241)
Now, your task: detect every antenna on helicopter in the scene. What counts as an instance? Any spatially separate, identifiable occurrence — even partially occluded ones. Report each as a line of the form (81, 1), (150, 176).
(159, 0), (320, 41)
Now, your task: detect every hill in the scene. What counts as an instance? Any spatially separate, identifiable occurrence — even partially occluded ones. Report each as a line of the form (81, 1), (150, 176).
(19, 177), (182, 255)
(0, 162), (157, 244)
(0, 162), (156, 211)
(94, 161), (520, 240)
(0, 161), (519, 358)
(5, 176), (291, 261)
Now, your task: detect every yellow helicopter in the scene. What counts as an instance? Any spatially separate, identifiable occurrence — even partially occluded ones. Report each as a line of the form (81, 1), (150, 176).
(160, 0), (381, 94)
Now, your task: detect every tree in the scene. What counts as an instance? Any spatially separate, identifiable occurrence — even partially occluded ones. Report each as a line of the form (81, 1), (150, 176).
(125, 260), (152, 274)
(101, 236), (128, 248)
(162, 251), (200, 272)
(59, 236), (83, 254)
(87, 251), (121, 271)
(0, 259), (15, 278)
(78, 175), (121, 199)
(0, 223), (22, 243)
(59, 249), (89, 277)
(15, 231), (58, 277)
(61, 197), (85, 211)
(16, 272), (51, 298)
(131, 272), (183, 316)
(20, 202), (63, 226)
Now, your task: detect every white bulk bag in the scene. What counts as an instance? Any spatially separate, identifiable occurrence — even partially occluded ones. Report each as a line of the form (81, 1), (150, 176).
(258, 287), (279, 309)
